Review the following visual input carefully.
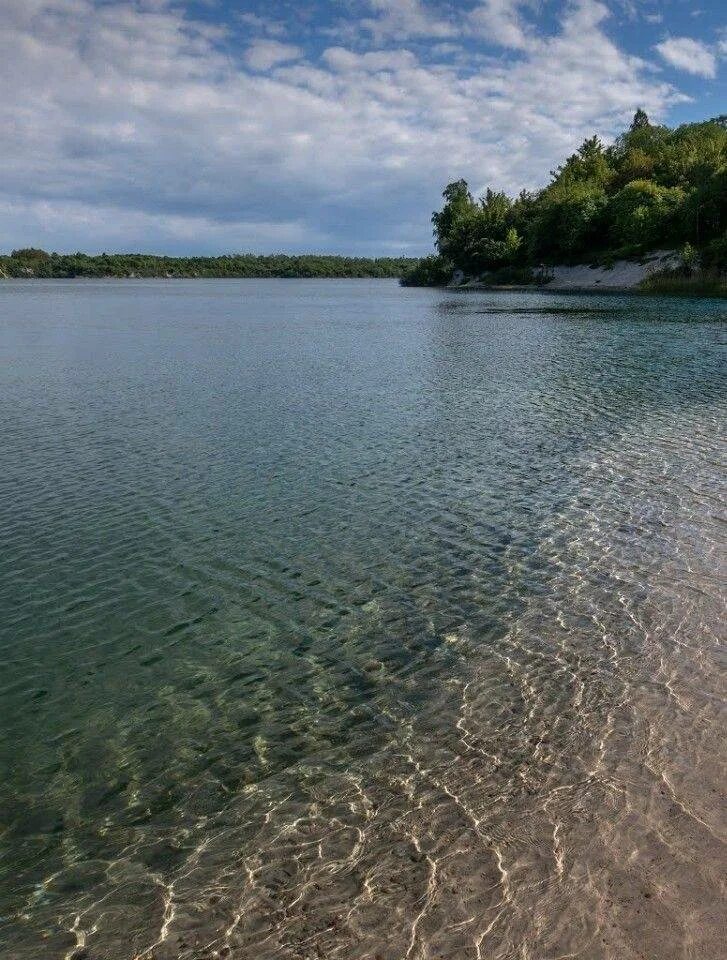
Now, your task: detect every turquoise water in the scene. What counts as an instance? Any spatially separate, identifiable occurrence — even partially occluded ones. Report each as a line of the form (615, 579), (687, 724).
(0, 280), (725, 959)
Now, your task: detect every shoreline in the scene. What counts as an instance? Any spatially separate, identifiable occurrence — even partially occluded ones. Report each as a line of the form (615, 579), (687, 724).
(446, 251), (726, 298)
(449, 282), (727, 297)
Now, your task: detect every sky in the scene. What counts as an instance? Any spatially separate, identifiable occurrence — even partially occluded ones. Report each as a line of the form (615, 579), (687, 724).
(1, 0), (725, 256)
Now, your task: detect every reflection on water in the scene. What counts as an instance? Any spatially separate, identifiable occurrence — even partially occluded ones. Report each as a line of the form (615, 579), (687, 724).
(0, 281), (724, 959)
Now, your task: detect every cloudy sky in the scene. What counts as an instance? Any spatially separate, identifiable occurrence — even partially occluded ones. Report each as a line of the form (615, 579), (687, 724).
(2, 0), (725, 255)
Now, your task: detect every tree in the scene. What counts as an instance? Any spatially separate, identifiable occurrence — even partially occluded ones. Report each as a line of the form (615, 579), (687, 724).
(479, 188), (512, 229)
(432, 180), (477, 256)
(630, 108), (650, 131)
(11, 247), (50, 260)
(552, 136), (613, 189)
(611, 147), (655, 189)
(608, 180), (685, 248)
(528, 181), (608, 260)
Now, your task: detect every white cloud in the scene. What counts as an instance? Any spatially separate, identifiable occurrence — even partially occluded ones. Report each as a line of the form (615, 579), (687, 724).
(322, 48), (419, 73)
(361, 0), (456, 40)
(431, 42), (462, 56)
(0, 0), (686, 255)
(468, 1), (534, 50)
(245, 40), (302, 71)
(614, 0), (638, 20)
(655, 37), (717, 79)
(0, 198), (323, 254)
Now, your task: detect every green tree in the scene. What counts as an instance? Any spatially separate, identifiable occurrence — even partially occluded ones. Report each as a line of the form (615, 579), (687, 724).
(552, 136), (613, 189)
(630, 108), (650, 131)
(608, 180), (685, 249)
(432, 180), (478, 257)
(529, 182), (608, 260)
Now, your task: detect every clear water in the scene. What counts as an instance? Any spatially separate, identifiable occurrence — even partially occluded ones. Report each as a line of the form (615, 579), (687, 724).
(0, 280), (724, 960)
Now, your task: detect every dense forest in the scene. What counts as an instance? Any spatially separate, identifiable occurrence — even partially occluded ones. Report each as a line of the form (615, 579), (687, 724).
(403, 111), (727, 288)
(0, 251), (416, 280)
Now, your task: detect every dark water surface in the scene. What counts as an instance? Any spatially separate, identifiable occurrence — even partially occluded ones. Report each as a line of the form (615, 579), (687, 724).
(0, 280), (725, 960)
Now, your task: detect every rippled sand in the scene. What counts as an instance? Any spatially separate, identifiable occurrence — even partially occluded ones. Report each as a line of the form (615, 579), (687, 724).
(126, 422), (724, 960)
(0, 283), (724, 959)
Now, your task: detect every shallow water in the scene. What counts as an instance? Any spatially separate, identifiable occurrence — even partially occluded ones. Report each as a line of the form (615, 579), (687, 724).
(0, 280), (724, 960)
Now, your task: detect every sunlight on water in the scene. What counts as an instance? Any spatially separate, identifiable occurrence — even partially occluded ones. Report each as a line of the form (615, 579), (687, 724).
(0, 280), (724, 959)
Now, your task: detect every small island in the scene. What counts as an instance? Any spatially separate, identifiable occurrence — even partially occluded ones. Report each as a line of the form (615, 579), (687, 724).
(402, 111), (727, 296)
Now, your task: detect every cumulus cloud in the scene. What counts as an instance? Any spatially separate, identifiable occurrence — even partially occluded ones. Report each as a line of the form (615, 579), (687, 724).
(655, 37), (717, 79)
(0, 0), (685, 255)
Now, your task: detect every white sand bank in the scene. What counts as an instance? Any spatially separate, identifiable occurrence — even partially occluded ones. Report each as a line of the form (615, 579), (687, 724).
(541, 250), (679, 290)
(458, 250), (681, 292)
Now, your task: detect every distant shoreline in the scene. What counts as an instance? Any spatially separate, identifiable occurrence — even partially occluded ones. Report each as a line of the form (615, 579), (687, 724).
(0, 274), (407, 281)
(0, 250), (417, 281)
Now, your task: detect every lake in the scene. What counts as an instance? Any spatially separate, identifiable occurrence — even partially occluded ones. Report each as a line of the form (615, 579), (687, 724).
(0, 280), (725, 960)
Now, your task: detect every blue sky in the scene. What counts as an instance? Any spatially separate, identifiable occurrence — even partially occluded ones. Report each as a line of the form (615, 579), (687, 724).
(1, 0), (725, 255)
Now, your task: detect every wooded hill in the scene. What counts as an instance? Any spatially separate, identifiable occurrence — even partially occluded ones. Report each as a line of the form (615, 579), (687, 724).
(403, 111), (727, 287)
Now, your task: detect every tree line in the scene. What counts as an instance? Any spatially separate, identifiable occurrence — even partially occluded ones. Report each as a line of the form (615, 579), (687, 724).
(0, 250), (416, 280)
(402, 111), (727, 286)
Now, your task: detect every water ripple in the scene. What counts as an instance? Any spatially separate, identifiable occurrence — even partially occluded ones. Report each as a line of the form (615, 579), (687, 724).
(0, 281), (724, 959)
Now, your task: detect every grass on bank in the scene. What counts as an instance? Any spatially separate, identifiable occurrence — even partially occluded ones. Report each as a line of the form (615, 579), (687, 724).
(638, 269), (727, 297)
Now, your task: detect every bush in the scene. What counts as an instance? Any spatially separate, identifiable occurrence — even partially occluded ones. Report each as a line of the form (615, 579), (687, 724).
(702, 232), (727, 272)
(400, 255), (453, 287)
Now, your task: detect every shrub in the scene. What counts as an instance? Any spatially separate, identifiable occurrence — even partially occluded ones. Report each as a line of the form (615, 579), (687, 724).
(400, 255), (453, 287)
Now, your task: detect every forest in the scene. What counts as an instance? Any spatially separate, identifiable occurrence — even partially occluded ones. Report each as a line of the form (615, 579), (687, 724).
(0, 251), (416, 280)
(402, 111), (727, 288)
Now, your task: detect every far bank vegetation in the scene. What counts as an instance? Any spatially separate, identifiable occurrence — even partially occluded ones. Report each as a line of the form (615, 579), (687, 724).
(0, 252), (416, 280)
